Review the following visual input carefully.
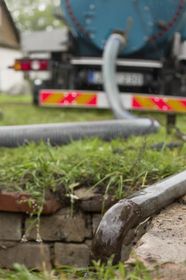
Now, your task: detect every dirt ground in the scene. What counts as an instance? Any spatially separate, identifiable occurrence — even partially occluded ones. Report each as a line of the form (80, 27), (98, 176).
(130, 196), (186, 280)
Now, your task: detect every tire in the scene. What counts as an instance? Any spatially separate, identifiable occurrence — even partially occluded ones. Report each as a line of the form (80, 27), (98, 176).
(32, 82), (48, 106)
(32, 86), (39, 106)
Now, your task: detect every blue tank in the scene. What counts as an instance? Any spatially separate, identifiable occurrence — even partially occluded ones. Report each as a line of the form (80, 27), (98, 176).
(61, 0), (186, 57)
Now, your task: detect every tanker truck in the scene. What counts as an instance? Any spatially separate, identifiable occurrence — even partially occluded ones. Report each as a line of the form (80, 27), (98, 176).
(12, 0), (186, 120)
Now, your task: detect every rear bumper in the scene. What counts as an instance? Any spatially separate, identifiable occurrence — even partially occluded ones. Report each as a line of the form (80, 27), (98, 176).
(39, 89), (186, 113)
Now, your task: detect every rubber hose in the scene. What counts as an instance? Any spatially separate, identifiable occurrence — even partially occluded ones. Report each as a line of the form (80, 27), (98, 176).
(102, 34), (160, 128)
(0, 119), (159, 148)
(92, 170), (186, 264)
(103, 33), (136, 119)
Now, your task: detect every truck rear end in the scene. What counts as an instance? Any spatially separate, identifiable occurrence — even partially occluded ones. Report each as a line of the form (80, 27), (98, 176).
(11, 0), (186, 115)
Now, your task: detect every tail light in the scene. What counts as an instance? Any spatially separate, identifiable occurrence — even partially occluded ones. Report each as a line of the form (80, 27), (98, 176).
(12, 59), (50, 71)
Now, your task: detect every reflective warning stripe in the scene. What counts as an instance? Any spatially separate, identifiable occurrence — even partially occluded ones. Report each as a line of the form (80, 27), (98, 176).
(132, 95), (186, 112)
(39, 90), (97, 107)
(39, 90), (186, 113)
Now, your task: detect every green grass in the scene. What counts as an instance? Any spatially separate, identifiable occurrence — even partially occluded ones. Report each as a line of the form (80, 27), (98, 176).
(0, 95), (186, 206)
(0, 261), (152, 280)
(0, 94), (112, 125)
(0, 94), (32, 104)
(0, 134), (185, 204)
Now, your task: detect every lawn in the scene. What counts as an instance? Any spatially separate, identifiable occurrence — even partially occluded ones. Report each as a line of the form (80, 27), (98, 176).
(0, 94), (186, 203)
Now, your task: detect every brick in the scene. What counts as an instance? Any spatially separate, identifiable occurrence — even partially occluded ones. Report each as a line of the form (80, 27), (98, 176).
(85, 215), (92, 238)
(0, 213), (22, 241)
(0, 191), (61, 214)
(25, 208), (90, 242)
(54, 243), (90, 267)
(92, 214), (102, 234)
(79, 195), (117, 213)
(85, 239), (92, 249)
(0, 242), (51, 270)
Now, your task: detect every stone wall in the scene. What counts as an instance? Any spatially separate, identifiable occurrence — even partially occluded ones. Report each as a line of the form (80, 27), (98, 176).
(0, 207), (102, 269)
(0, 202), (150, 269)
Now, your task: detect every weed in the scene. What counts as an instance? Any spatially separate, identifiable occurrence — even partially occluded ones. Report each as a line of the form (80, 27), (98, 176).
(0, 261), (152, 280)
(0, 132), (185, 210)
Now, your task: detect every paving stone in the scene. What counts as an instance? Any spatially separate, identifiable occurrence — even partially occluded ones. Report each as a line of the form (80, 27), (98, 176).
(131, 203), (186, 267)
(151, 263), (186, 280)
(25, 208), (90, 242)
(54, 243), (90, 267)
(179, 195), (186, 205)
(0, 242), (51, 270)
(0, 213), (22, 241)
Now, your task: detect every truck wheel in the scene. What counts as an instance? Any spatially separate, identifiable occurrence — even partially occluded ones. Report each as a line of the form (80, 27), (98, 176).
(33, 86), (39, 105)
(32, 82), (45, 106)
